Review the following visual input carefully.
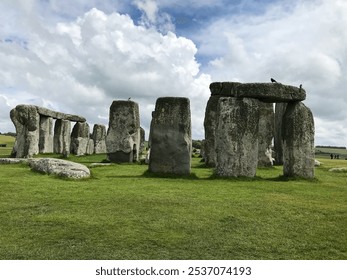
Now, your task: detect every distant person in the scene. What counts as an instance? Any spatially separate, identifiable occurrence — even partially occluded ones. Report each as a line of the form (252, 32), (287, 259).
(330, 154), (334, 159)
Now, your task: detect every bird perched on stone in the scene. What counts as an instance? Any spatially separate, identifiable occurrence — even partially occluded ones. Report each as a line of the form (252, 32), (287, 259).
(128, 97), (131, 101)
(271, 78), (278, 83)
(299, 84), (302, 89)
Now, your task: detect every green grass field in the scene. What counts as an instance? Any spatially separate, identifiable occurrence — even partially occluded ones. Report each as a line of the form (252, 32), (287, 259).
(0, 135), (346, 260)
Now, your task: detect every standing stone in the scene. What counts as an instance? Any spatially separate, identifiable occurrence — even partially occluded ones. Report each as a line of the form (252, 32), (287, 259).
(215, 97), (259, 177)
(86, 139), (95, 155)
(92, 124), (107, 154)
(274, 103), (287, 165)
(149, 97), (191, 175)
(282, 102), (315, 178)
(10, 105), (40, 158)
(203, 95), (220, 167)
(39, 116), (54, 154)
(258, 102), (274, 167)
(71, 122), (90, 156)
(54, 119), (71, 157)
(106, 100), (141, 163)
(139, 127), (146, 155)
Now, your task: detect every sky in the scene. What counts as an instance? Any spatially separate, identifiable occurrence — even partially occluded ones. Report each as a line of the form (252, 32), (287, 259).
(0, 0), (346, 146)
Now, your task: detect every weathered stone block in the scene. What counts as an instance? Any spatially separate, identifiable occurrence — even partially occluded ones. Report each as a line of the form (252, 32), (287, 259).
(71, 122), (90, 156)
(149, 97), (191, 175)
(106, 100), (141, 163)
(210, 82), (306, 102)
(282, 102), (315, 178)
(215, 97), (259, 177)
(258, 102), (274, 167)
(92, 124), (106, 154)
(39, 116), (54, 153)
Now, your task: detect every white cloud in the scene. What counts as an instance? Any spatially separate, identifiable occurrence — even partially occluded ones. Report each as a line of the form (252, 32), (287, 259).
(0, 6), (211, 139)
(199, 0), (347, 145)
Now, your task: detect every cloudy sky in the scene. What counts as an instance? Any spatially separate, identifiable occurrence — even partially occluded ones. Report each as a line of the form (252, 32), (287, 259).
(0, 0), (346, 146)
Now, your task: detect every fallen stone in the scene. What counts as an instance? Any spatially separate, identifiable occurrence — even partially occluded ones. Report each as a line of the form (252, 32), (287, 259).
(0, 158), (29, 164)
(210, 82), (306, 103)
(328, 167), (347, 172)
(29, 158), (90, 179)
(258, 102), (274, 167)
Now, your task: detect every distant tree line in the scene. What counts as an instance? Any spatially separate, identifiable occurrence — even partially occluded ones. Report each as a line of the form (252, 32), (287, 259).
(0, 132), (16, 137)
(316, 145), (346, 150)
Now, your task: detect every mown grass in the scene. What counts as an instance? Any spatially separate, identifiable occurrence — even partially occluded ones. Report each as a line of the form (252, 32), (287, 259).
(0, 137), (346, 260)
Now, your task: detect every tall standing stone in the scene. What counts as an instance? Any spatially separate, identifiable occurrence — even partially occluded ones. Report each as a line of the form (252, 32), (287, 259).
(106, 100), (141, 163)
(92, 124), (107, 154)
(282, 102), (315, 178)
(274, 103), (287, 165)
(258, 102), (274, 167)
(203, 95), (220, 167)
(215, 97), (259, 177)
(54, 119), (71, 157)
(10, 105), (40, 158)
(139, 127), (146, 155)
(39, 116), (54, 153)
(71, 122), (90, 156)
(149, 97), (191, 175)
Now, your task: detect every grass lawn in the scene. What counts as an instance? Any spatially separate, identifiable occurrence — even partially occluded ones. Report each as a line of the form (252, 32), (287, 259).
(0, 136), (346, 260)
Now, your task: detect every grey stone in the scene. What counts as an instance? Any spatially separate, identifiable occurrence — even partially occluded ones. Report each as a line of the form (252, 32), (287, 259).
(86, 139), (94, 155)
(328, 167), (347, 172)
(53, 119), (71, 156)
(139, 127), (146, 155)
(0, 158), (29, 164)
(29, 158), (90, 179)
(274, 103), (287, 165)
(39, 116), (54, 153)
(10, 105), (40, 158)
(71, 122), (90, 156)
(149, 97), (192, 175)
(106, 100), (141, 163)
(36, 106), (86, 122)
(210, 82), (306, 103)
(282, 102), (315, 178)
(92, 124), (107, 154)
(215, 97), (259, 177)
(203, 95), (220, 167)
(258, 102), (274, 167)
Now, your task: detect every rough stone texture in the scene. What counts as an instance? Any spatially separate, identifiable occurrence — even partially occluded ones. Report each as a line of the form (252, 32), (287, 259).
(39, 116), (54, 153)
(92, 124), (107, 154)
(282, 102), (315, 178)
(274, 103), (287, 165)
(71, 122), (90, 156)
(86, 139), (94, 155)
(36, 106), (86, 122)
(106, 100), (141, 163)
(53, 119), (71, 156)
(210, 82), (306, 103)
(215, 97), (259, 177)
(29, 158), (90, 179)
(149, 97), (192, 175)
(10, 105), (40, 158)
(258, 102), (275, 167)
(0, 158), (29, 164)
(139, 127), (146, 155)
(203, 95), (220, 167)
